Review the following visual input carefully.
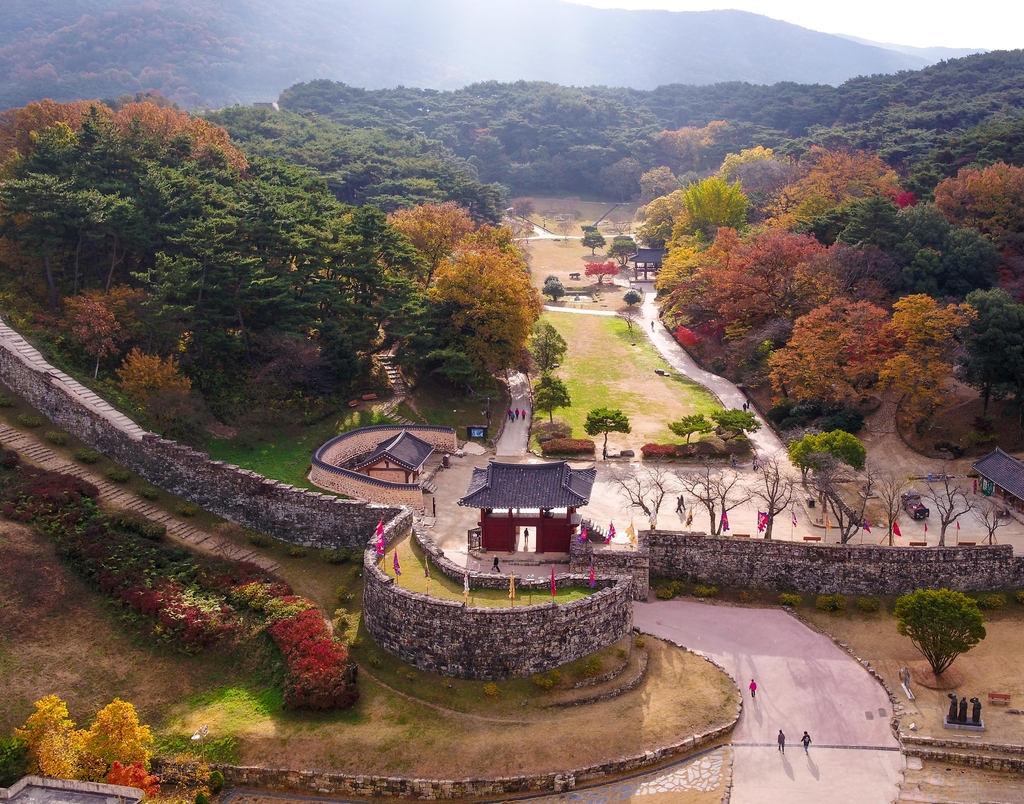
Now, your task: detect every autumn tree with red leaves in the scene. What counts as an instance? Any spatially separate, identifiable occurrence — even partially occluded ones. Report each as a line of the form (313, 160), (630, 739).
(585, 261), (620, 285)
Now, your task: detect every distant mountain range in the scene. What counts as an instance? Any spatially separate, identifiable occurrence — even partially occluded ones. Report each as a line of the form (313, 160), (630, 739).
(0, 0), (993, 110)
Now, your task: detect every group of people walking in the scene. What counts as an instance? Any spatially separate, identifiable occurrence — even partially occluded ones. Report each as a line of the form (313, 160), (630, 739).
(749, 679), (812, 755)
(507, 407), (528, 421)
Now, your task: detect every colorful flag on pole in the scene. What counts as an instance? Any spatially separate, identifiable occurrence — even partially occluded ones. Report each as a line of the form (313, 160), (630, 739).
(463, 572), (470, 601)
(686, 508), (694, 527)
(374, 518), (385, 557)
(577, 525), (588, 544)
(893, 521), (902, 538)
(589, 557), (596, 589)
(720, 509), (730, 532)
(757, 511), (768, 533)
(924, 522), (928, 534)
(605, 522), (616, 544)
(648, 511), (657, 531)
(508, 571), (516, 601)
(550, 565), (556, 597)
(393, 549), (402, 577)
(424, 562), (430, 593)
(791, 510), (798, 527)
(957, 520), (961, 532)
(862, 519), (871, 533)
(626, 522), (638, 548)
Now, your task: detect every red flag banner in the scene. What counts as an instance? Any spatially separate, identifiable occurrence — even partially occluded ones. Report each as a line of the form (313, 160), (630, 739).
(550, 565), (556, 597)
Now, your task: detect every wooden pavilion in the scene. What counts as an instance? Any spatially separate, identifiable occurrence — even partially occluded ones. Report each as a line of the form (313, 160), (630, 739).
(627, 247), (667, 281)
(352, 429), (434, 484)
(973, 447), (1024, 511)
(458, 460), (596, 553)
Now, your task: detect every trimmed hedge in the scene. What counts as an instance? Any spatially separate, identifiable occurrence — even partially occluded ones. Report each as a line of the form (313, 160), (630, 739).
(541, 438), (596, 455)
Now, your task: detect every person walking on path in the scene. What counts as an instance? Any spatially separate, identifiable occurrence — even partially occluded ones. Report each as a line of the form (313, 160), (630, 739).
(749, 679), (757, 699)
(676, 494), (685, 514)
(492, 555), (501, 573)
(778, 730), (785, 754)
(801, 731), (811, 754)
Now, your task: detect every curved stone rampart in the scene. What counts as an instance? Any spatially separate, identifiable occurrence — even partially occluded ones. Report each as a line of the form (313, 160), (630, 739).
(0, 317), (406, 549)
(362, 539), (634, 680)
(309, 425), (457, 505)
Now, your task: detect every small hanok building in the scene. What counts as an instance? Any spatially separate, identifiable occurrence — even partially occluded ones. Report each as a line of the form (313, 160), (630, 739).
(627, 247), (667, 281)
(353, 429), (434, 484)
(973, 447), (1024, 512)
(458, 460), (596, 553)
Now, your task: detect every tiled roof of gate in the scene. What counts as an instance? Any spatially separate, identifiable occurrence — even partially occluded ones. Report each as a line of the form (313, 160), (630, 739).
(354, 429), (434, 472)
(974, 447), (1024, 501)
(458, 460), (596, 509)
(628, 247), (667, 265)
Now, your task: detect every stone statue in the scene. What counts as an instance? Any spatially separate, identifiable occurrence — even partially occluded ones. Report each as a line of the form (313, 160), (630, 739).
(958, 696), (968, 723)
(948, 693), (958, 721)
(971, 697), (982, 725)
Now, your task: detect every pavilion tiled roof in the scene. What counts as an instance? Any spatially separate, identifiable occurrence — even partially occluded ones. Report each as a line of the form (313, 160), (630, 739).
(973, 447), (1024, 501)
(628, 248), (667, 264)
(458, 460), (596, 509)
(354, 429), (434, 472)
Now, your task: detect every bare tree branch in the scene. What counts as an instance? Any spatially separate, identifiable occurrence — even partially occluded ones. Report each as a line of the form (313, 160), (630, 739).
(925, 471), (975, 546)
(973, 497), (1011, 545)
(748, 454), (795, 539)
(675, 460), (750, 536)
(608, 464), (677, 529)
(876, 472), (915, 546)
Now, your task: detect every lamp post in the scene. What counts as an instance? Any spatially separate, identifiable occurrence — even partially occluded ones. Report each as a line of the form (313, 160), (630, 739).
(191, 725), (209, 763)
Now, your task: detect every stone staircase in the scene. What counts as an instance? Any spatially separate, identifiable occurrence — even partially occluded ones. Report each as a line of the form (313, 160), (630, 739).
(373, 346), (415, 425)
(0, 423), (280, 573)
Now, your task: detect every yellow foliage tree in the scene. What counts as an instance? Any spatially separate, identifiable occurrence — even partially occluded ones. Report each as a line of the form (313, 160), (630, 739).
(388, 201), (475, 285)
(14, 695), (86, 779)
(718, 146), (775, 182)
(81, 699), (153, 781)
(117, 348), (191, 405)
(636, 189), (686, 248)
(879, 294), (976, 425)
(657, 121), (729, 171)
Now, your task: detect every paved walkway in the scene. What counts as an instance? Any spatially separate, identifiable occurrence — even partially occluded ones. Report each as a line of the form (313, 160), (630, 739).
(0, 422), (280, 572)
(495, 371), (533, 456)
(634, 600), (903, 804)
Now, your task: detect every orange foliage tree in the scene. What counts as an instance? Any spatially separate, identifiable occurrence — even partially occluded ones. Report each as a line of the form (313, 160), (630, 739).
(657, 121), (729, 171)
(14, 695), (85, 780)
(0, 99), (106, 161)
(934, 162), (1024, 250)
(67, 293), (122, 379)
(768, 147), (901, 229)
(116, 349), (191, 404)
(112, 104), (247, 171)
(769, 299), (891, 402)
(388, 201), (475, 285)
(879, 294), (976, 425)
(105, 762), (160, 798)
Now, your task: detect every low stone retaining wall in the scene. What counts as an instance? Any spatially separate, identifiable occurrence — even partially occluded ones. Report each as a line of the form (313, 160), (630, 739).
(309, 425), (458, 507)
(159, 722), (735, 799)
(903, 746), (1024, 773)
(362, 537), (634, 680)
(648, 531), (1024, 594)
(0, 319), (404, 549)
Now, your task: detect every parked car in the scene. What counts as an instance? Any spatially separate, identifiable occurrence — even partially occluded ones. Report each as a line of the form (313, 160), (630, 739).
(902, 491), (930, 520)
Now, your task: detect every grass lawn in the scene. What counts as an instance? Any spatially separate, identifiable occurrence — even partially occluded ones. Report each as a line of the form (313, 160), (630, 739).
(529, 197), (639, 238)
(802, 599), (1024, 745)
(402, 375), (506, 431)
(382, 534), (596, 607)
(528, 238), (632, 301)
(540, 311), (721, 451)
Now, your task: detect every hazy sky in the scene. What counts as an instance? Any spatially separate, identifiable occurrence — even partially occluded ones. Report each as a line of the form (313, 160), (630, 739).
(569, 1), (1021, 51)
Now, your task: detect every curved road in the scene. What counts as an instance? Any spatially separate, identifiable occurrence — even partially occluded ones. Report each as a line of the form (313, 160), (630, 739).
(634, 600), (903, 803)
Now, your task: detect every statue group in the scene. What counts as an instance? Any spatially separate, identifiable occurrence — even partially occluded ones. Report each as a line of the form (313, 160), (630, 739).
(947, 694), (982, 725)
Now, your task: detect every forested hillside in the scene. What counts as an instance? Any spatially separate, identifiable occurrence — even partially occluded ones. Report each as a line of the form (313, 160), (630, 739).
(0, 101), (538, 435)
(0, 0), (949, 111)
(273, 51), (1024, 198)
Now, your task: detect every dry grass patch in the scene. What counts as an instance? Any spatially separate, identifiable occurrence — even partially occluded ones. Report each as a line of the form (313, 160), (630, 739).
(802, 604), (1024, 744)
(167, 636), (737, 777)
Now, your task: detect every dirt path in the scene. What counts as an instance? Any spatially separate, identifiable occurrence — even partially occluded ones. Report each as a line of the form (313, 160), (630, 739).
(0, 423), (279, 572)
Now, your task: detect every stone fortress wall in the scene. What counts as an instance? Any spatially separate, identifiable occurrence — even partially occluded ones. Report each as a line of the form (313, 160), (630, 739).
(647, 531), (1024, 595)
(361, 525), (634, 679)
(309, 425), (458, 507)
(0, 318), (407, 549)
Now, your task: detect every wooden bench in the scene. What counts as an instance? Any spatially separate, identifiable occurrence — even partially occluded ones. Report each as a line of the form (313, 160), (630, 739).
(361, 393), (378, 401)
(989, 692), (1011, 706)
(957, 541), (976, 546)
(909, 541), (927, 546)
(347, 399), (359, 407)
(569, 272), (581, 280)
(803, 536), (822, 542)
(732, 533), (750, 538)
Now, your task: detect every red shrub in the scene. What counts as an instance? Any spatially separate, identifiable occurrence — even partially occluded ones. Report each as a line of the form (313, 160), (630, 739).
(673, 326), (702, 347)
(641, 443), (677, 458)
(106, 761), (160, 798)
(268, 609), (357, 710)
(541, 438), (596, 455)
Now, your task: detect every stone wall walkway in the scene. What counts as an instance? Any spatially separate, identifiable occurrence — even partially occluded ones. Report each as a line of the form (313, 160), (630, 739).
(0, 422), (280, 573)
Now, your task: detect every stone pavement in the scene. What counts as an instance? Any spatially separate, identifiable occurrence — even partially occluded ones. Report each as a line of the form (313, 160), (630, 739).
(634, 599), (904, 804)
(0, 422), (279, 572)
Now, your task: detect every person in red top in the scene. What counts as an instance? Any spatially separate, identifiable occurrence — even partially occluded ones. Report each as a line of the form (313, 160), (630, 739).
(749, 679), (757, 699)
